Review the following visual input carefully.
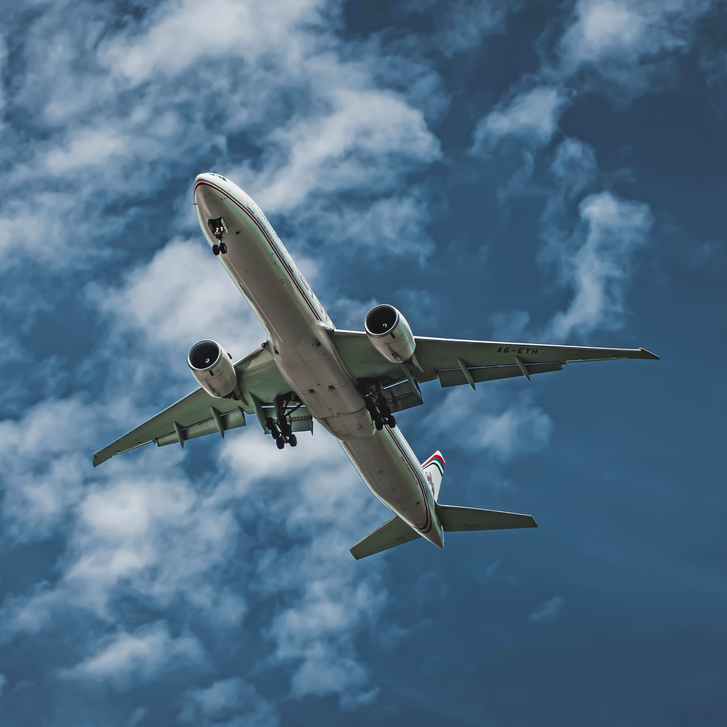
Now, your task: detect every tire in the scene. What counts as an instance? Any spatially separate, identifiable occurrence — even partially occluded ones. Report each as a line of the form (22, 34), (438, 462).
(276, 437), (285, 450)
(289, 434), (297, 447)
(375, 418), (384, 431)
(387, 415), (396, 428)
(220, 242), (228, 254)
(212, 244), (220, 256)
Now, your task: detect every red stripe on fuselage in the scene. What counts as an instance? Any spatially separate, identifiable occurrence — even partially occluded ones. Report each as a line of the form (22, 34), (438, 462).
(194, 181), (321, 322)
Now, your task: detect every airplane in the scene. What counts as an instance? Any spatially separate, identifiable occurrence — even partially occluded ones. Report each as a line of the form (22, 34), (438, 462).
(93, 173), (659, 560)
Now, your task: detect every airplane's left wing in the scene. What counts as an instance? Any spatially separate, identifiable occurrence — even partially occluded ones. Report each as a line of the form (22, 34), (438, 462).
(93, 344), (307, 467)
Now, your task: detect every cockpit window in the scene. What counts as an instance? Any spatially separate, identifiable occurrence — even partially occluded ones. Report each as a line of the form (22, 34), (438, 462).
(211, 174), (228, 181)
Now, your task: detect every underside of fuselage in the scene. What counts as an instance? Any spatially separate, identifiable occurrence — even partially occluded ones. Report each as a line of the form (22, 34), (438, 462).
(193, 174), (442, 545)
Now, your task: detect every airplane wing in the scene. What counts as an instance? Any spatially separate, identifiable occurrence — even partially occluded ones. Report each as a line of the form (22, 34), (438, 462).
(330, 330), (659, 391)
(93, 344), (310, 467)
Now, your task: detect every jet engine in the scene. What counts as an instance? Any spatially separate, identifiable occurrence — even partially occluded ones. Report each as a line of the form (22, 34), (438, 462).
(364, 304), (416, 364)
(188, 339), (241, 399)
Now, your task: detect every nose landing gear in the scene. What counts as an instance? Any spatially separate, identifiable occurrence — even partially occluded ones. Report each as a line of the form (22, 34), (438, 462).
(208, 217), (228, 255)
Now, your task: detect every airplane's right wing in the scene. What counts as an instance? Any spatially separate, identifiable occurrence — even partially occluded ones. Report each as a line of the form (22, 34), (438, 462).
(412, 335), (659, 388)
(330, 330), (659, 392)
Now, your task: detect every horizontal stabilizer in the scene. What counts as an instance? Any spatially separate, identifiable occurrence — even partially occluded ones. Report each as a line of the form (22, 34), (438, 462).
(436, 504), (537, 531)
(350, 515), (421, 560)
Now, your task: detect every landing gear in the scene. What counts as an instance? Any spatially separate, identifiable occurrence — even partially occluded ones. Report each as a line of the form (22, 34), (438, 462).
(208, 218), (228, 255)
(367, 392), (396, 430)
(269, 395), (304, 449)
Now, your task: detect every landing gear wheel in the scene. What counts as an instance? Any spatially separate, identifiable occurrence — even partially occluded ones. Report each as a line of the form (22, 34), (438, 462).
(212, 244), (220, 256)
(219, 242), (228, 254)
(276, 437), (285, 450)
(375, 418), (384, 431)
(386, 415), (396, 428)
(289, 434), (297, 447)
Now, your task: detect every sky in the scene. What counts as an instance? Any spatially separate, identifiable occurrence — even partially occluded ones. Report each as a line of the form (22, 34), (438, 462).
(0, 0), (725, 725)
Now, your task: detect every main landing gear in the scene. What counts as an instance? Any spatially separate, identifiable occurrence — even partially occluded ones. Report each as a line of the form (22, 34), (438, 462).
(366, 394), (396, 431)
(267, 416), (297, 449)
(268, 395), (301, 449)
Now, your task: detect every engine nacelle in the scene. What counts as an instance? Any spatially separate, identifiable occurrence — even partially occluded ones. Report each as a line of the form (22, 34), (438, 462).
(188, 340), (240, 399)
(364, 304), (416, 364)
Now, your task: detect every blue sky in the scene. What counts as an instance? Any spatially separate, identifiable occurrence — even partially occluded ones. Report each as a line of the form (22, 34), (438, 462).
(0, 0), (725, 724)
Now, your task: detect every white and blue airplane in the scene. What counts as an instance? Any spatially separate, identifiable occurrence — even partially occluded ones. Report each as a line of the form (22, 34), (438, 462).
(93, 174), (659, 559)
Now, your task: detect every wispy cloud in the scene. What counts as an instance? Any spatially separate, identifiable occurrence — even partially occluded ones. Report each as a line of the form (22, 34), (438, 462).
(543, 190), (653, 339)
(426, 387), (553, 465)
(180, 678), (279, 727)
(529, 595), (565, 622)
(473, 85), (573, 150)
(556, 0), (713, 98)
(60, 621), (206, 688)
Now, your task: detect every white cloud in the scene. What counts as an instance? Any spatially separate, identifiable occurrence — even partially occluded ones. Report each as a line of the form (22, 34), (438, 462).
(61, 621), (206, 688)
(0, 397), (96, 543)
(238, 85), (440, 216)
(180, 678), (279, 727)
(427, 387), (553, 464)
(99, 0), (318, 83)
(556, 0), (714, 97)
(473, 86), (572, 149)
(529, 595), (564, 622)
(220, 432), (388, 707)
(89, 239), (266, 371)
(560, 0), (651, 66)
(292, 193), (436, 260)
(544, 191), (653, 339)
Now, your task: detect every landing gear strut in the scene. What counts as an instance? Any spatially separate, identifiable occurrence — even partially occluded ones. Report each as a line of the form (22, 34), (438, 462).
(269, 395), (303, 449)
(366, 392), (396, 431)
(209, 218), (228, 255)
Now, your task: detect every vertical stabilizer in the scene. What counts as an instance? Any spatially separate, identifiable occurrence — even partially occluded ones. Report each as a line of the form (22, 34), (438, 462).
(422, 451), (445, 501)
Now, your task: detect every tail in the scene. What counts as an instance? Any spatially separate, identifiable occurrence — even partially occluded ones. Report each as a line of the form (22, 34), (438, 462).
(349, 449), (537, 560)
(422, 450), (445, 501)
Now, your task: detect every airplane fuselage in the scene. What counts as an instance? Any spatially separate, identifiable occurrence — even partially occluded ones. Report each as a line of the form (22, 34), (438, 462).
(193, 174), (443, 547)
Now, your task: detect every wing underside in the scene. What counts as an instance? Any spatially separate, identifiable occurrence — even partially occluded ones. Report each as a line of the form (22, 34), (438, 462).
(92, 344), (303, 467)
(330, 330), (659, 393)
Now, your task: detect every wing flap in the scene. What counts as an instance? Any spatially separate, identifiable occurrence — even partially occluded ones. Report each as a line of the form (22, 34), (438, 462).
(437, 361), (562, 388)
(436, 504), (537, 531)
(156, 406), (247, 447)
(350, 515), (421, 560)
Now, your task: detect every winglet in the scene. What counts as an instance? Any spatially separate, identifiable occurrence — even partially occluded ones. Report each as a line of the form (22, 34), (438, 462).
(640, 348), (660, 360)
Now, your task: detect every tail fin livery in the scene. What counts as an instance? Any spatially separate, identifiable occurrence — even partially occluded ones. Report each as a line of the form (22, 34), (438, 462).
(422, 451), (445, 501)
(349, 449), (537, 559)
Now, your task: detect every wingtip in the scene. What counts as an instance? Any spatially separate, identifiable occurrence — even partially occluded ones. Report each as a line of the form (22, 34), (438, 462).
(640, 348), (660, 360)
